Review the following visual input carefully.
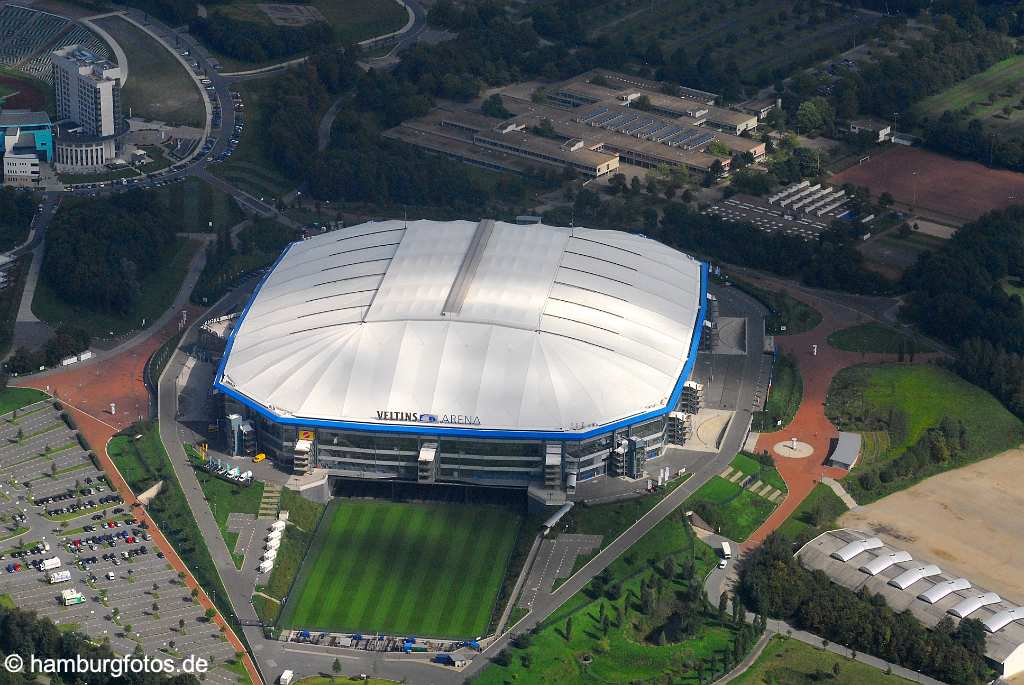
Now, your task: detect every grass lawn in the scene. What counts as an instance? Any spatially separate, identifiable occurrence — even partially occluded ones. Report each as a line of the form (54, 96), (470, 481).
(155, 176), (246, 234)
(729, 453), (787, 494)
(826, 364), (1024, 502)
(0, 388), (48, 415)
(278, 499), (522, 638)
(731, 636), (913, 685)
(731, 279), (821, 335)
(475, 509), (740, 685)
(32, 238), (199, 338)
(684, 477), (776, 542)
(753, 354), (802, 432)
(212, 83), (293, 199)
(0, 594), (12, 609)
(107, 422), (237, 630)
(92, 16), (204, 127)
(916, 55), (1024, 135)
(827, 323), (935, 355)
(253, 489), (324, 625)
(192, 466), (264, 568)
(775, 483), (848, 542)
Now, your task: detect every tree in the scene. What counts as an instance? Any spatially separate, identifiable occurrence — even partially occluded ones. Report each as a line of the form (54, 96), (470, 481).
(481, 94), (511, 119)
(796, 101), (824, 134)
(718, 592), (728, 619)
(833, 662), (840, 677)
(205, 607), (216, 622)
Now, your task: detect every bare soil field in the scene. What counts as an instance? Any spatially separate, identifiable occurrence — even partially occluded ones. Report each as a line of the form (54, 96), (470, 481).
(840, 447), (1024, 603)
(833, 146), (1024, 224)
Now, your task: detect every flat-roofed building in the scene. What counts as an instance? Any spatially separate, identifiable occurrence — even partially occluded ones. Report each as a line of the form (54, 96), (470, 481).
(52, 45), (122, 138)
(798, 529), (1024, 679)
(704, 107), (758, 135)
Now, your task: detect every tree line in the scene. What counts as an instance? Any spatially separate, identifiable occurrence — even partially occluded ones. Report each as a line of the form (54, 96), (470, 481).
(189, 13), (333, 63)
(0, 603), (199, 685)
(901, 205), (1024, 417)
(42, 191), (177, 315)
(739, 534), (994, 685)
(0, 188), (35, 253)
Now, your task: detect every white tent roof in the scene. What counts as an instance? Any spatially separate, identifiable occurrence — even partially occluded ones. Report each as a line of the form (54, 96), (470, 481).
(919, 578), (972, 604)
(889, 564), (942, 590)
(984, 608), (1024, 633)
(831, 537), (883, 562)
(860, 550), (913, 576)
(950, 592), (1002, 618)
(218, 220), (704, 435)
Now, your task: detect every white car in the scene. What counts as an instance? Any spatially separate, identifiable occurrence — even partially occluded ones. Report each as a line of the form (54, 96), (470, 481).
(718, 559), (728, 569)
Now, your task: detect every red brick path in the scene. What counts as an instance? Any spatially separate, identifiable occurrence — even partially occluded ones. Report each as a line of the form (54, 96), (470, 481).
(741, 274), (943, 547)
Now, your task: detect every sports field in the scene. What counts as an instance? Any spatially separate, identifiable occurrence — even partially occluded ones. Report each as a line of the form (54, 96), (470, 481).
(279, 499), (522, 638)
(832, 146), (1024, 224)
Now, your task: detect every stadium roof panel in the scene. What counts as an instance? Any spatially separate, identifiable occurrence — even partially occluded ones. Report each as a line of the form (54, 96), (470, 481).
(216, 220), (706, 437)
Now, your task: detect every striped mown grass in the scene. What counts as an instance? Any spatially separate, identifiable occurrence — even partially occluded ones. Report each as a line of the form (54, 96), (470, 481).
(279, 499), (522, 638)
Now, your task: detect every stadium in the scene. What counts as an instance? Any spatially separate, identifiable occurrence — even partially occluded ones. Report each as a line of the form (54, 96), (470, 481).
(213, 219), (707, 505)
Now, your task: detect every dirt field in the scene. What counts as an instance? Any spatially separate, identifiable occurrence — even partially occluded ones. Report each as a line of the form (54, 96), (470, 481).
(839, 447), (1024, 604)
(832, 146), (1024, 224)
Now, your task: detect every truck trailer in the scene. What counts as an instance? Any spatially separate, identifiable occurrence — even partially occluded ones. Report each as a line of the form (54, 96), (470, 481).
(48, 569), (72, 584)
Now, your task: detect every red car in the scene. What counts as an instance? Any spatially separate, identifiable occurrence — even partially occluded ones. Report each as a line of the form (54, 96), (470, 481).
(126, 537), (136, 544)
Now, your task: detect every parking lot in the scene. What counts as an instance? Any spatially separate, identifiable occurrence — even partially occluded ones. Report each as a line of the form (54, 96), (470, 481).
(703, 195), (832, 239)
(0, 398), (241, 685)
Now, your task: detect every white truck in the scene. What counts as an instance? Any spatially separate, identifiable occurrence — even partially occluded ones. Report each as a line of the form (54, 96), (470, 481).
(48, 569), (71, 584)
(279, 670), (293, 685)
(40, 557), (62, 571)
(720, 541), (732, 560)
(60, 588), (85, 606)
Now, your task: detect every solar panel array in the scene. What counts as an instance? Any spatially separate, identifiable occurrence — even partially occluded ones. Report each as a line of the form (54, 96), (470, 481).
(574, 106), (720, 154)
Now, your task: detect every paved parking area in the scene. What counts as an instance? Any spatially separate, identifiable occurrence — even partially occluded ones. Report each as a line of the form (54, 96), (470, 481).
(0, 399), (242, 685)
(703, 195), (831, 239)
(517, 534), (601, 610)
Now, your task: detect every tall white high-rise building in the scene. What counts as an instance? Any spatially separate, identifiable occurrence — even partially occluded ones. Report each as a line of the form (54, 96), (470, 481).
(51, 45), (123, 138)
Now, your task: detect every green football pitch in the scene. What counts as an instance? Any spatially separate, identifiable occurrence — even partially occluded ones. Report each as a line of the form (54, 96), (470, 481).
(278, 499), (523, 638)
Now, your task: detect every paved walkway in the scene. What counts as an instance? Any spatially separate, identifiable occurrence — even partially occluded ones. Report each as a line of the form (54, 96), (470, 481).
(821, 476), (859, 509)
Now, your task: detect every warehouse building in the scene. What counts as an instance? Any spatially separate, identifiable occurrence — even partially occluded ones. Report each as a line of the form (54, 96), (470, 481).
(214, 219), (707, 507)
(798, 529), (1024, 678)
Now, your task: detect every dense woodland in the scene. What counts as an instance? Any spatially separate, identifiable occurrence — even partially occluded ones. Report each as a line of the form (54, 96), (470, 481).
(0, 604), (199, 685)
(900, 206), (1024, 415)
(42, 192), (177, 315)
(0, 188), (35, 253)
(739, 534), (994, 685)
(190, 13), (333, 62)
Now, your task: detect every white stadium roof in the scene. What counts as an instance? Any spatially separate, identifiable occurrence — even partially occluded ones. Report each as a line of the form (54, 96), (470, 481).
(216, 220), (706, 437)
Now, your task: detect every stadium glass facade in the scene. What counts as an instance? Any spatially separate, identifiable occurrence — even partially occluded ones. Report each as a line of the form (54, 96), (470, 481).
(224, 384), (687, 494)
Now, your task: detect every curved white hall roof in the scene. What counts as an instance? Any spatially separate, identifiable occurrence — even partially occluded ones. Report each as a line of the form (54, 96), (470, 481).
(216, 220), (705, 436)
